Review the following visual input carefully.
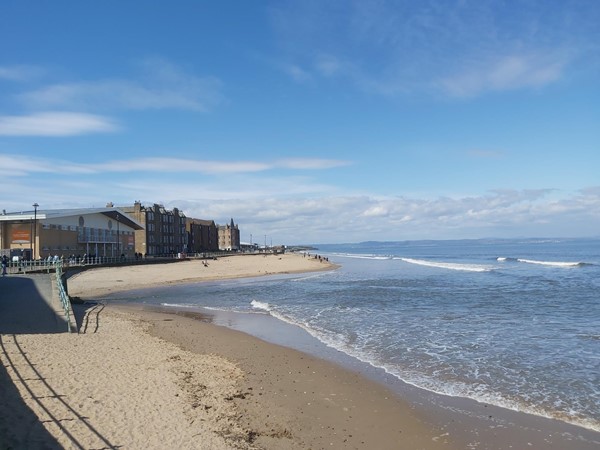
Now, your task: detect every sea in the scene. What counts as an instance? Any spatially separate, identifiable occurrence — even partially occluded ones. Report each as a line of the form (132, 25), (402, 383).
(101, 238), (600, 433)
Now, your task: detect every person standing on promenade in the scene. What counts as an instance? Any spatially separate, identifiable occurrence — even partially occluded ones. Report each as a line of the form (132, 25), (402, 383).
(1, 254), (8, 276)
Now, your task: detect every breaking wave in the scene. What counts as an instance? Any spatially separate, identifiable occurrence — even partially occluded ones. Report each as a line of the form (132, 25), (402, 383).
(398, 257), (494, 272)
(497, 257), (587, 267)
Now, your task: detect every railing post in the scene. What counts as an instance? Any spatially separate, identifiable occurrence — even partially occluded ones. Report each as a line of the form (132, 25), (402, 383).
(55, 262), (72, 333)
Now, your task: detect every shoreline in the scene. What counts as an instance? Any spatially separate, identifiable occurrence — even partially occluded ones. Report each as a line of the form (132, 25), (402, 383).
(116, 302), (600, 450)
(6, 253), (596, 448)
(108, 303), (456, 449)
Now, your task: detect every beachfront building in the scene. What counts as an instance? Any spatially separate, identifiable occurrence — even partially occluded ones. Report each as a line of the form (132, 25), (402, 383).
(0, 207), (142, 260)
(218, 218), (241, 251)
(186, 218), (219, 253)
(120, 202), (187, 256)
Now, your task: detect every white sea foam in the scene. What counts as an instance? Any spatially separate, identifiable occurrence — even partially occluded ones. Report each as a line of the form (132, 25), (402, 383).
(517, 258), (582, 267)
(279, 319), (600, 433)
(250, 300), (272, 312)
(203, 306), (235, 312)
(161, 302), (195, 308)
(249, 300), (311, 329)
(399, 257), (493, 272)
(241, 300), (600, 433)
(332, 253), (392, 260)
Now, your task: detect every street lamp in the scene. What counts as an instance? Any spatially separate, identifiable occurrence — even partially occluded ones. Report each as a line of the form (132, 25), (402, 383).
(116, 213), (120, 257)
(32, 203), (39, 260)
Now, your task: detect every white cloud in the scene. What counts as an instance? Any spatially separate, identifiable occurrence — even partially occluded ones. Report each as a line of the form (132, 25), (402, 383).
(361, 205), (389, 217)
(174, 188), (600, 242)
(314, 54), (343, 77)
(94, 158), (271, 174)
(0, 112), (118, 136)
(277, 158), (351, 169)
(0, 64), (43, 82)
(18, 59), (223, 112)
(267, 1), (593, 98)
(281, 63), (312, 83)
(3, 165), (598, 241)
(439, 53), (567, 97)
(0, 154), (350, 177)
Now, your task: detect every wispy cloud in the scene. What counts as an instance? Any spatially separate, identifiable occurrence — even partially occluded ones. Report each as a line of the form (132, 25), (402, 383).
(280, 63), (312, 83)
(314, 54), (344, 77)
(268, 1), (593, 98)
(0, 64), (44, 82)
(0, 112), (118, 136)
(18, 58), (223, 112)
(0, 154), (350, 176)
(278, 158), (351, 169)
(438, 53), (568, 97)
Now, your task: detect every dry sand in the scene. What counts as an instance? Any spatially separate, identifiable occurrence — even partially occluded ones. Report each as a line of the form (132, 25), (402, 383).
(1, 308), (244, 449)
(67, 253), (336, 298)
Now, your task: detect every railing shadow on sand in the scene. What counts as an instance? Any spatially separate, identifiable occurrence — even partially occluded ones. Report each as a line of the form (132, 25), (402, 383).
(0, 334), (120, 449)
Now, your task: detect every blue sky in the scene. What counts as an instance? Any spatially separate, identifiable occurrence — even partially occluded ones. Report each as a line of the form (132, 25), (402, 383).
(1, 1), (599, 244)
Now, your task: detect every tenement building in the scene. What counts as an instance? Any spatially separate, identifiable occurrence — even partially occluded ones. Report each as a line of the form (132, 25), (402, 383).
(121, 202), (187, 256)
(218, 218), (240, 251)
(0, 207), (142, 260)
(186, 218), (219, 253)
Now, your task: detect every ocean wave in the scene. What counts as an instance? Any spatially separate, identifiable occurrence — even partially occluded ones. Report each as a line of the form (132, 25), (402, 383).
(250, 300), (272, 312)
(282, 321), (600, 433)
(203, 306), (237, 312)
(399, 257), (494, 272)
(376, 364), (600, 433)
(161, 302), (196, 308)
(241, 301), (600, 433)
(497, 257), (589, 267)
(517, 258), (583, 267)
(496, 257), (518, 262)
(330, 252), (392, 260)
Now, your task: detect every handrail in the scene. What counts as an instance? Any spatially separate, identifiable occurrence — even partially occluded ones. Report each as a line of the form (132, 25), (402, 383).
(2, 251), (254, 275)
(55, 262), (72, 333)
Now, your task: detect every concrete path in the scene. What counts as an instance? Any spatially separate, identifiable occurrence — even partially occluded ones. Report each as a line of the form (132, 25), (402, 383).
(0, 274), (70, 334)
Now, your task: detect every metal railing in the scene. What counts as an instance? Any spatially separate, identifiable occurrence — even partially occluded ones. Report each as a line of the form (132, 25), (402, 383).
(55, 262), (72, 333)
(2, 250), (257, 276)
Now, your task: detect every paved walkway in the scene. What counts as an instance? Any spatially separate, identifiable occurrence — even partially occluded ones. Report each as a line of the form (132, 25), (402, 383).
(0, 274), (69, 334)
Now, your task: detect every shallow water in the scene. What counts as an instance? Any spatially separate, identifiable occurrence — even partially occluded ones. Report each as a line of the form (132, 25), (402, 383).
(102, 238), (600, 432)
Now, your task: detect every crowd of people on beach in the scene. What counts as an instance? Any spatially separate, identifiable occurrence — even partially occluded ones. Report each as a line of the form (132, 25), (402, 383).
(302, 252), (329, 262)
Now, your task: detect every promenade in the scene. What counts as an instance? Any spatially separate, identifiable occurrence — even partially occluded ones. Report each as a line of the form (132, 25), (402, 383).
(0, 274), (74, 448)
(0, 274), (69, 334)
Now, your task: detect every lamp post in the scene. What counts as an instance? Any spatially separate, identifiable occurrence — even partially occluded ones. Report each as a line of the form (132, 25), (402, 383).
(32, 203), (39, 260)
(116, 213), (120, 258)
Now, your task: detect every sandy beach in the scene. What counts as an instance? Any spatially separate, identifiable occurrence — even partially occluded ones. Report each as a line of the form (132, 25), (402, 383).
(2, 253), (598, 449)
(2, 253), (455, 449)
(67, 253), (337, 298)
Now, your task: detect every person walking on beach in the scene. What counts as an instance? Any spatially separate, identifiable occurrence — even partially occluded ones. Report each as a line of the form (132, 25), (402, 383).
(1, 255), (8, 276)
